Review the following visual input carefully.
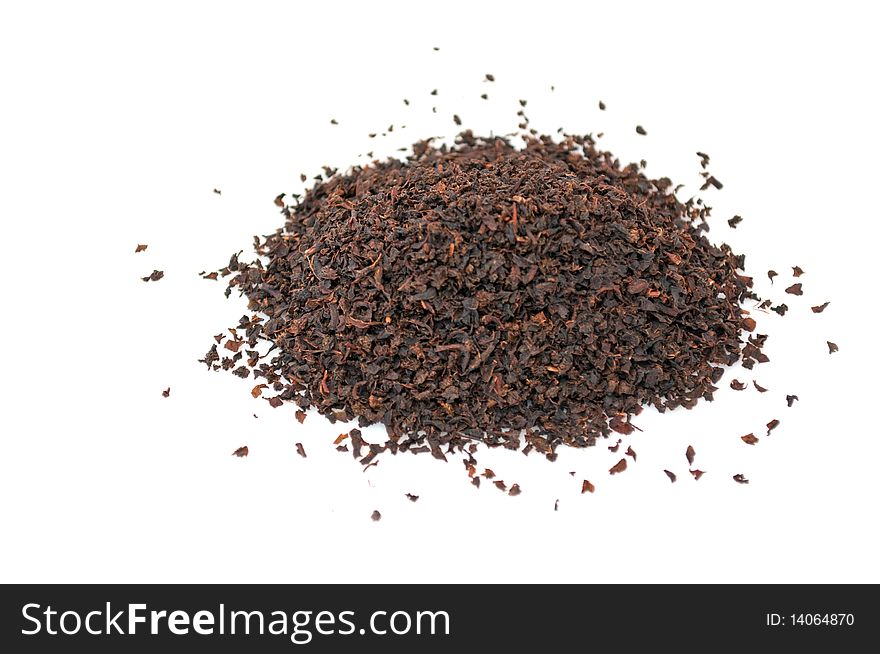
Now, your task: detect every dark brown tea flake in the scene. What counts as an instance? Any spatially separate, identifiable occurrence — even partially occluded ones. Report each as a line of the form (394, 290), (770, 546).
(135, 244), (148, 253)
(295, 442), (306, 458)
(599, 101), (606, 111)
(753, 381), (768, 393)
(663, 470), (677, 483)
(508, 484), (522, 496)
(142, 270), (164, 282)
(786, 395), (799, 407)
(635, 125), (647, 135)
(728, 215), (743, 228)
(485, 73), (495, 82)
(784, 283), (803, 296)
(371, 510), (381, 522)
(493, 480), (507, 492)
(792, 266), (804, 277)
(811, 302), (830, 314)
(625, 445), (637, 462)
(406, 493), (419, 502)
(686, 446), (696, 466)
(827, 341), (839, 354)
(730, 379), (747, 391)
(733, 474), (749, 484)
(768, 270), (778, 283)
(766, 419), (780, 436)
(232, 446), (249, 457)
(581, 479), (595, 493)
(741, 433), (759, 445)
(609, 459), (628, 475)
(690, 469), (705, 480)
(295, 410), (306, 424)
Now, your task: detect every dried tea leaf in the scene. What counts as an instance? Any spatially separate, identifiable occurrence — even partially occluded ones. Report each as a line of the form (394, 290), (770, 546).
(485, 73), (495, 82)
(135, 244), (148, 253)
(405, 493), (419, 502)
(609, 459), (627, 475)
(608, 439), (622, 453)
(663, 470), (677, 483)
(827, 341), (839, 354)
(213, 188), (221, 195)
(333, 433), (348, 445)
(274, 193), (286, 207)
(471, 476), (481, 488)
(251, 384), (267, 398)
(771, 304), (789, 316)
(508, 484), (522, 496)
(266, 397), (283, 408)
(741, 433), (759, 445)
(792, 266), (804, 277)
(635, 125), (647, 135)
(690, 469), (705, 480)
(730, 379), (747, 391)
(581, 479), (595, 494)
(493, 480), (507, 492)
(625, 445), (637, 462)
(784, 283), (803, 296)
(742, 316), (757, 332)
(766, 419), (780, 436)
(141, 270), (164, 282)
(554, 499), (559, 511)
(295, 442), (306, 458)
(232, 446), (248, 457)
(733, 474), (749, 484)
(811, 302), (830, 314)
(371, 510), (381, 522)
(686, 445), (696, 466)
(753, 381), (768, 393)
(786, 395), (799, 407)
(482, 468), (496, 479)
(295, 410), (306, 424)
(727, 215), (743, 228)
(767, 270), (778, 283)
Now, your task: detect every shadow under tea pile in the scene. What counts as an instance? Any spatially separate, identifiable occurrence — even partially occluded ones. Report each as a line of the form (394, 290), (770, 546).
(206, 131), (759, 460)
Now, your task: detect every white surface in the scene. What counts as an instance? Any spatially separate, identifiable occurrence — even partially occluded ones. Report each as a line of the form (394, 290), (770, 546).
(1, 0), (878, 584)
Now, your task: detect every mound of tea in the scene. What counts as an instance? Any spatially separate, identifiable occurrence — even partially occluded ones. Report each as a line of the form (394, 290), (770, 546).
(206, 131), (760, 460)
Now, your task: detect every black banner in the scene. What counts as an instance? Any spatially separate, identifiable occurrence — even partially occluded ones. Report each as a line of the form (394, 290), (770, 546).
(0, 584), (869, 651)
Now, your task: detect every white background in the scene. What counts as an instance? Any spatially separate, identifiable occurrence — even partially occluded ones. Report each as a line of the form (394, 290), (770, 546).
(1, 1), (878, 583)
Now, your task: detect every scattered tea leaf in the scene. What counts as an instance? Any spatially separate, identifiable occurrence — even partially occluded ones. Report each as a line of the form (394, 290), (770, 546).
(811, 302), (830, 314)
(141, 270), (164, 282)
(625, 445), (637, 462)
(406, 493), (419, 502)
(741, 433), (759, 445)
(609, 459), (627, 475)
(508, 483), (522, 496)
(730, 379), (747, 391)
(792, 266), (804, 277)
(161, 387), (170, 398)
(663, 470), (677, 483)
(753, 381), (768, 393)
(786, 395), (799, 407)
(728, 215), (742, 228)
(686, 445), (696, 466)
(827, 341), (839, 354)
(232, 446), (248, 457)
(135, 244), (148, 253)
(784, 283), (803, 296)
(581, 479), (595, 494)
(635, 125), (647, 135)
(766, 419), (780, 436)
(371, 510), (381, 522)
(690, 469), (705, 480)
(733, 474), (749, 484)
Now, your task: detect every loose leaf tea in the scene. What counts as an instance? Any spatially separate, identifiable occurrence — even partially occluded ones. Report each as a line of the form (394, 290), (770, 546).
(827, 341), (839, 354)
(741, 433), (759, 445)
(792, 266), (804, 277)
(508, 483), (522, 496)
(232, 446), (249, 457)
(635, 125), (647, 135)
(766, 419), (780, 436)
(206, 117), (778, 479)
(733, 474), (749, 484)
(786, 395), (799, 407)
(686, 446), (696, 466)
(727, 215), (742, 228)
(135, 244), (148, 253)
(663, 470), (677, 483)
(784, 283), (803, 296)
(581, 479), (595, 493)
(142, 270), (164, 282)
(690, 469), (705, 480)
(161, 387), (170, 398)
(753, 381), (768, 393)
(406, 493), (419, 502)
(625, 445), (637, 461)
(295, 442), (307, 458)
(730, 379), (747, 391)
(811, 302), (830, 314)
(767, 270), (777, 283)
(371, 510), (381, 522)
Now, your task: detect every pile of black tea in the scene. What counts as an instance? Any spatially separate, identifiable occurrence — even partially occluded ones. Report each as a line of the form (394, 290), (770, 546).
(203, 130), (764, 461)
